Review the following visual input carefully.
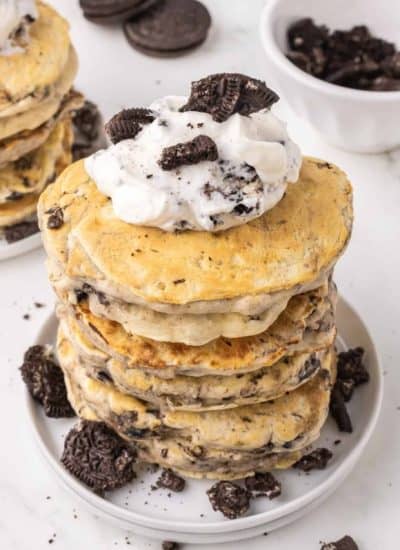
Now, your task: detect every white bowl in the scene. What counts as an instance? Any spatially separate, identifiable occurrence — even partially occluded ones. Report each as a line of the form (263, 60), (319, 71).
(260, 0), (400, 153)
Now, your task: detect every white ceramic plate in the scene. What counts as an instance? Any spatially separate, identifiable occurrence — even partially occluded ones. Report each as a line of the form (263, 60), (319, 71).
(25, 297), (382, 544)
(0, 232), (42, 261)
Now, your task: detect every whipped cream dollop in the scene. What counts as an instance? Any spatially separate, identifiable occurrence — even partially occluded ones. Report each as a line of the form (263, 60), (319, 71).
(85, 96), (301, 232)
(0, 0), (38, 55)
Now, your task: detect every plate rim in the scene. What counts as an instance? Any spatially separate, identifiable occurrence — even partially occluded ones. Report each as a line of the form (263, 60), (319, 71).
(0, 231), (42, 261)
(25, 296), (383, 535)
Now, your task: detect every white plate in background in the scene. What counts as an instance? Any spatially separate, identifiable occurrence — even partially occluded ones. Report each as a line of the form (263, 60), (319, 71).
(0, 232), (42, 261)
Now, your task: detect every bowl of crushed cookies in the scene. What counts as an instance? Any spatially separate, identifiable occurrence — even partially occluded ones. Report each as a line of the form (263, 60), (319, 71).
(260, 0), (400, 153)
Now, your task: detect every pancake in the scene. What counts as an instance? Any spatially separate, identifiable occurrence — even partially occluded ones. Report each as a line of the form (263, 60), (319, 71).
(57, 281), (336, 377)
(0, 119), (73, 228)
(38, 157), (353, 307)
(0, 2), (71, 118)
(58, 326), (336, 454)
(0, 118), (73, 204)
(60, 311), (330, 411)
(0, 46), (79, 143)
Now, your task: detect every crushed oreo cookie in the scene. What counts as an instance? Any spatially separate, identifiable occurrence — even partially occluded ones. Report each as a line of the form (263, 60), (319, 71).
(156, 469), (186, 492)
(330, 385), (353, 432)
(160, 134), (218, 170)
(62, 421), (136, 492)
(293, 448), (333, 472)
(244, 472), (281, 499)
(105, 108), (155, 144)
(4, 219), (39, 244)
(321, 535), (359, 550)
(162, 542), (180, 550)
(207, 481), (251, 519)
(329, 347), (369, 432)
(286, 19), (400, 91)
(46, 207), (64, 230)
(20, 345), (75, 418)
(337, 347), (369, 387)
(181, 73), (279, 122)
(72, 100), (107, 161)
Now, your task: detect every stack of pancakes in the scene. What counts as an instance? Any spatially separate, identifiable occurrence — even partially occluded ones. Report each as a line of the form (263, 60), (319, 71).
(0, 1), (83, 242)
(38, 157), (353, 480)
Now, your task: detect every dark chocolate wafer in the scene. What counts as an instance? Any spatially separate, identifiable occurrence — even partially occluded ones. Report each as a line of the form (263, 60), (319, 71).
(123, 0), (211, 57)
(80, 0), (160, 24)
(62, 421), (136, 492)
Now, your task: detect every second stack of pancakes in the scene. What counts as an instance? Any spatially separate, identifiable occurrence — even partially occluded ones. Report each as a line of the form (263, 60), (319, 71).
(0, 1), (83, 242)
(39, 77), (353, 480)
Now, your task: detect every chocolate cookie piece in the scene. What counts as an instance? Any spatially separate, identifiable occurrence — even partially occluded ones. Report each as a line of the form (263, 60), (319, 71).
(46, 207), (64, 230)
(207, 481), (251, 520)
(286, 18), (400, 91)
(330, 385), (353, 433)
(244, 472), (281, 499)
(20, 345), (75, 418)
(4, 219), (39, 244)
(293, 448), (333, 472)
(80, 0), (160, 24)
(321, 535), (359, 550)
(62, 421), (136, 492)
(181, 74), (279, 122)
(105, 108), (155, 144)
(160, 135), (218, 170)
(123, 0), (211, 57)
(72, 100), (107, 161)
(156, 469), (186, 492)
(162, 543), (180, 550)
(337, 348), (369, 387)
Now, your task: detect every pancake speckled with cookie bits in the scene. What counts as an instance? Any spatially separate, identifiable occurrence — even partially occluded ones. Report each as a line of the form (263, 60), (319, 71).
(36, 73), (354, 483)
(0, 1), (107, 244)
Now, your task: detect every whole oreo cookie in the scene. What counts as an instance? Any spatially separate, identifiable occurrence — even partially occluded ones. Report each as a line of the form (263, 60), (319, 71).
(123, 0), (211, 57)
(20, 345), (75, 418)
(62, 421), (137, 492)
(80, 0), (160, 24)
(181, 73), (279, 122)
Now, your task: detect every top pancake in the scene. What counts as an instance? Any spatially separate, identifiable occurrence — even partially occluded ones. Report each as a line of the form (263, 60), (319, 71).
(0, 2), (71, 118)
(38, 157), (353, 304)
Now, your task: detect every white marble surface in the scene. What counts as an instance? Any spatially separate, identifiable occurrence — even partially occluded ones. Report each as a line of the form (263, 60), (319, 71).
(1, 0), (400, 548)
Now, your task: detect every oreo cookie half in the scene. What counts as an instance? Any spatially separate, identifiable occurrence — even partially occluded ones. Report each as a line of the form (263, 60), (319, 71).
(80, 0), (160, 24)
(20, 345), (75, 418)
(123, 0), (211, 57)
(62, 421), (137, 492)
(181, 73), (279, 122)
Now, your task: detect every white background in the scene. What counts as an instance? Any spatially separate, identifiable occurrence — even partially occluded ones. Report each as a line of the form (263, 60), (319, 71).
(1, 0), (400, 548)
